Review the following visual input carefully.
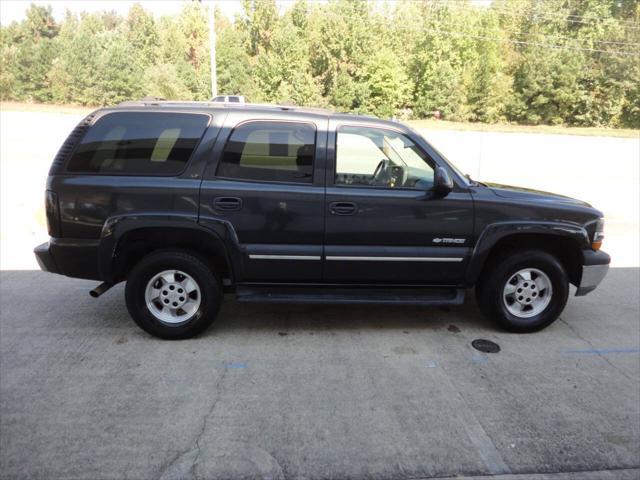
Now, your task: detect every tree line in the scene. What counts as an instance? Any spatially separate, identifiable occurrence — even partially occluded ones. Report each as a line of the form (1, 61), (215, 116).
(1, 0), (638, 128)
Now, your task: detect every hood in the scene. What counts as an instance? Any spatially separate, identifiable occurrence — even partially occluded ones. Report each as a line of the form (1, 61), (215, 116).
(485, 182), (593, 208)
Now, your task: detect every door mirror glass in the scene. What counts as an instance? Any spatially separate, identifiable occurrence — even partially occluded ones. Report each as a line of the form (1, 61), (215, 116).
(433, 166), (453, 196)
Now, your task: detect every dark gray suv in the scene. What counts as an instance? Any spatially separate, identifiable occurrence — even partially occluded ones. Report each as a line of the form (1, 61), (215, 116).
(35, 101), (610, 339)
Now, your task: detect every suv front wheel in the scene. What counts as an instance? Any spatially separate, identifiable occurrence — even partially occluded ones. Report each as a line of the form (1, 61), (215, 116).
(476, 249), (569, 333)
(125, 250), (221, 339)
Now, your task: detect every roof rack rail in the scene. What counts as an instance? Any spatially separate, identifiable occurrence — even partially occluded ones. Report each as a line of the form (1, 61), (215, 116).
(114, 99), (337, 115)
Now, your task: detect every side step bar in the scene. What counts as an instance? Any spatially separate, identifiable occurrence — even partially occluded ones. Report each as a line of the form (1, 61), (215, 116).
(236, 286), (465, 306)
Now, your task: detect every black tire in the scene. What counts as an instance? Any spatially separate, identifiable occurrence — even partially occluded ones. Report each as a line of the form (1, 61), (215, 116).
(476, 249), (569, 333)
(125, 250), (221, 340)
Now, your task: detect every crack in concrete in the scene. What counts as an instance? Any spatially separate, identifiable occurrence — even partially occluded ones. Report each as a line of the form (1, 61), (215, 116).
(191, 366), (228, 480)
(437, 361), (511, 476)
(156, 366), (228, 480)
(560, 318), (635, 382)
(156, 450), (185, 480)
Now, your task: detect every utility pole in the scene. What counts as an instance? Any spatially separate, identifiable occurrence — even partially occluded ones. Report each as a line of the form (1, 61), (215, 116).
(208, 1), (217, 98)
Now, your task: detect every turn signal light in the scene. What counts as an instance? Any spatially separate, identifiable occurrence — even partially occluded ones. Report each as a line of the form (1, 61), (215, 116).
(592, 229), (605, 251)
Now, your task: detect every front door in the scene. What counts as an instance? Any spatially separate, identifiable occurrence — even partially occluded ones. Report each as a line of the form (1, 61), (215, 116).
(200, 114), (326, 283)
(323, 122), (474, 285)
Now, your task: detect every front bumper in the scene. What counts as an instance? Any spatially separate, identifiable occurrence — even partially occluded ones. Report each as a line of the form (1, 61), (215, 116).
(575, 249), (610, 296)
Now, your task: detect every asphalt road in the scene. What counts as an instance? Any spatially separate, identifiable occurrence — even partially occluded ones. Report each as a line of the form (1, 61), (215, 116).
(1, 268), (638, 480)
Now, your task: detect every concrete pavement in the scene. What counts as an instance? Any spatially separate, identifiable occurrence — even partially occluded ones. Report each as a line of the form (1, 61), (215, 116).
(1, 268), (638, 479)
(1, 108), (638, 479)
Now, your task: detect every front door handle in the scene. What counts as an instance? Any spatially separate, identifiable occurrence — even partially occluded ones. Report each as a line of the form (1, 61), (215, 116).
(213, 197), (242, 212)
(329, 201), (357, 215)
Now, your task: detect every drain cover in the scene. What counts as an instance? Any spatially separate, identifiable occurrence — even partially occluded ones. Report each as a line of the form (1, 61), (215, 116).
(472, 339), (501, 353)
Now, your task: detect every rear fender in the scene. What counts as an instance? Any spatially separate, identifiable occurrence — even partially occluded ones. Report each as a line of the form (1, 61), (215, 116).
(98, 214), (241, 282)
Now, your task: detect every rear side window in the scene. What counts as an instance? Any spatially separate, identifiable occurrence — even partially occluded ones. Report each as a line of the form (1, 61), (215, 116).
(66, 112), (209, 175)
(217, 121), (315, 183)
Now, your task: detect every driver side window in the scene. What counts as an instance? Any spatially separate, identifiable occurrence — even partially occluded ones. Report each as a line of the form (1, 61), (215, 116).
(335, 126), (434, 189)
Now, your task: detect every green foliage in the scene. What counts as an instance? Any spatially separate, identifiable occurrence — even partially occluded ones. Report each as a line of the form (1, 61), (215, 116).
(620, 62), (640, 128)
(93, 32), (144, 105)
(0, 0), (638, 128)
(510, 48), (586, 125)
(215, 15), (256, 98)
(360, 48), (410, 117)
(253, 12), (322, 105)
(125, 3), (159, 68)
(239, 0), (279, 56)
(143, 63), (191, 100)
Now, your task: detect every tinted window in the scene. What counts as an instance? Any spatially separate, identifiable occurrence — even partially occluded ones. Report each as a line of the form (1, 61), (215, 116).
(67, 112), (209, 174)
(335, 126), (434, 189)
(217, 121), (315, 183)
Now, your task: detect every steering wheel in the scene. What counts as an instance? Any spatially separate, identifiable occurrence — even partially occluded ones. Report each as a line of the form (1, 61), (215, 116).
(392, 165), (408, 187)
(372, 159), (389, 183)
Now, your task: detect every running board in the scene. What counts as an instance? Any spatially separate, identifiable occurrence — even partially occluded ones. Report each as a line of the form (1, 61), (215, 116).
(235, 286), (465, 306)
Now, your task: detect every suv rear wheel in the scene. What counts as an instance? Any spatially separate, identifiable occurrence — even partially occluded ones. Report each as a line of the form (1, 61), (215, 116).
(125, 250), (221, 339)
(476, 249), (569, 333)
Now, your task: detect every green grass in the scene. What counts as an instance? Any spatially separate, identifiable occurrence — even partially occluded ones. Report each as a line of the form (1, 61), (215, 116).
(407, 119), (639, 139)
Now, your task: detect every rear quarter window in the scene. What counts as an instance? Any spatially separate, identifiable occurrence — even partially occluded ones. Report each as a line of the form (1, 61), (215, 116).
(66, 112), (209, 175)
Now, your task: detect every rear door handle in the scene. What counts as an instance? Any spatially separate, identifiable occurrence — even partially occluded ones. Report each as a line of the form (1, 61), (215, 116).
(213, 197), (242, 212)
(329, 201), (357, 215)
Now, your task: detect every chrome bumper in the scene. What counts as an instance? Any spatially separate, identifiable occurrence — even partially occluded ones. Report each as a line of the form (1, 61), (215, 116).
(575, 251), (610, 296)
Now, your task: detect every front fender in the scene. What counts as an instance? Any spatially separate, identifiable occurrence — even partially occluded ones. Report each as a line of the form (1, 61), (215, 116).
(465, 221), (590, 285)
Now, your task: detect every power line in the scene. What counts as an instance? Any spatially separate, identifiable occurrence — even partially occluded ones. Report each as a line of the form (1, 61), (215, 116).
(442, 5), (640, 46)
(486, 5), (640, 30)
(486, 23), (640, 47)
(310, 9), (640, 57)
(283, 0), (640, 31)
(418, 26), (639, 57)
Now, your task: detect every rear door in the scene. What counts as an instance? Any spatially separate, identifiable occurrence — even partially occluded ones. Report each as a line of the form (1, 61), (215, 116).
(199, 111), (327, 283)
(323, 120), (474, 285)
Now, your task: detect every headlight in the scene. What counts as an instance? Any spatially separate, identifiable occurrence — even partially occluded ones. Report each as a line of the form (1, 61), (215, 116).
(592, 218), (604, 250)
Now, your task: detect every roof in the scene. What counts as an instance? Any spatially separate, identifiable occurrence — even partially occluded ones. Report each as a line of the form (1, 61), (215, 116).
(114, 99), (387, 124)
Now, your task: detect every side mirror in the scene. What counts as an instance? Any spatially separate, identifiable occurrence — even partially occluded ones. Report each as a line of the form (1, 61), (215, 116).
(433, 166), (453, 196)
